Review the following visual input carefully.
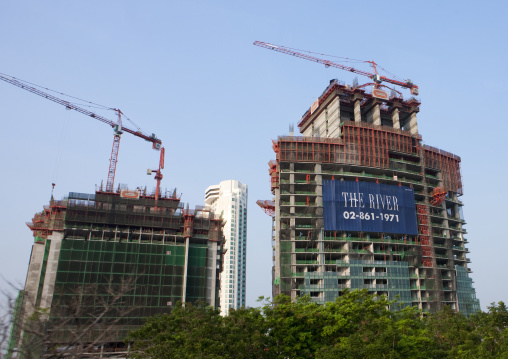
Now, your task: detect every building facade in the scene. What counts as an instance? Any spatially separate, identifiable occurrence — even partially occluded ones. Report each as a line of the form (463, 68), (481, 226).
(8, 188), (225, 357)
(205, 180), (248, 315)
(269, 79), (480, 315)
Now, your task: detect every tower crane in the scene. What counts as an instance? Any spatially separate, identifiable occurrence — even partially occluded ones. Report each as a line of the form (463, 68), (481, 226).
(253, 41), (419, 96)
(0, 72), (164, 197)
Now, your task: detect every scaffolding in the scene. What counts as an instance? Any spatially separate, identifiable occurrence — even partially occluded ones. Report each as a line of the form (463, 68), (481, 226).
(14, 188), (225, 356)
(424, 146), (463, 195)
(275, 121), (419, 169)
(269, 84), (478, 313)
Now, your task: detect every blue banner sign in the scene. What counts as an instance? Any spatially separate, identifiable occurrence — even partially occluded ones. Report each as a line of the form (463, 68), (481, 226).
(323, 180), (418, 235)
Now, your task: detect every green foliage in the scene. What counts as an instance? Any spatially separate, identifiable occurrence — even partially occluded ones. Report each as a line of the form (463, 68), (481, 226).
(262, 294), (323, 358)
(127, 293), (508, 359)
(127, 302), (268, 358)
(315, 290), (433, 359)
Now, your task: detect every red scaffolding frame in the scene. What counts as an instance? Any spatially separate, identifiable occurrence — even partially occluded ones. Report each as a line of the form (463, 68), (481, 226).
(424, 146), (463, 195)
(275, 121), (418, 169)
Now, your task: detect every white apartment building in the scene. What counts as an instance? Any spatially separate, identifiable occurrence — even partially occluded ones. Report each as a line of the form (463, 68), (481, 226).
(205, 180), (248, 315)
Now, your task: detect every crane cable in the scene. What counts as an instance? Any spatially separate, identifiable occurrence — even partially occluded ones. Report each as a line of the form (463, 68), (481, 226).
(279, 45), (366, 64)
(51, 104), (70, 187)
(0, 71), (112, 110)
(275, 46), (407, 82)
(0, 71), (148, 135)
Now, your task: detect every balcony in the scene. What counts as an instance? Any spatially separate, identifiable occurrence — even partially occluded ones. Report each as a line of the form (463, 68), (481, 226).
(295, 224), (314, 229)
(296, 260), (319, 265)
(390, 158), (421, 166)
(324, 248), (346, 253)
(294, 202), (317, 206)
(294, 191), (317, 195)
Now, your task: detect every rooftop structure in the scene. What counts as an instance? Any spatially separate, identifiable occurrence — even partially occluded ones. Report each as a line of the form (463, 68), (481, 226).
(8, 187), (225, 357)
(267, 79), (480, 315)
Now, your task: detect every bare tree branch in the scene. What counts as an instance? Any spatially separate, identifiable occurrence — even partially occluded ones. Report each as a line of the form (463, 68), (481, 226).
(4, 276), (139, 359)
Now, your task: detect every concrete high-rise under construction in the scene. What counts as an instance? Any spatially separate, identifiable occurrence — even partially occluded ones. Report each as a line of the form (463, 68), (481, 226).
(8, 187), (225, 357)
(205, 180), (248, 315)
(0, 69), (227, 357)
(267, 79), (480, 315)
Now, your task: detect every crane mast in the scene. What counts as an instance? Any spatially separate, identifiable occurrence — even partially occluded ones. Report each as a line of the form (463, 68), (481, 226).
(253, 41), (419, 95)
(106, 109), (123, 193)
(0, 73), (163, 194)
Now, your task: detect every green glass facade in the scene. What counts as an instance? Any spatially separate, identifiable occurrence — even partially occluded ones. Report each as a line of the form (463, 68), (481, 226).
(10, 189), (225, 355)
(298, 260), (411, 308)
(456, 265), (481, 316)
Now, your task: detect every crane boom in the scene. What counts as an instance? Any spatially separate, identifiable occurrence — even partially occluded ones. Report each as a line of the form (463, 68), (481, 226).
(0, 72), (163, 193)
(0, 73), (162, 146)
(253, 41), (419, 95)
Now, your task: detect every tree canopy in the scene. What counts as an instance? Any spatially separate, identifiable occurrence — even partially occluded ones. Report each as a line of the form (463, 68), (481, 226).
(127, 290), (508, 359)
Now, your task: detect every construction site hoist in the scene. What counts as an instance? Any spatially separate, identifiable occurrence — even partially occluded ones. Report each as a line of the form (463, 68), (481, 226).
(0, 73), (165, 200)
(253, 41), (419, 96)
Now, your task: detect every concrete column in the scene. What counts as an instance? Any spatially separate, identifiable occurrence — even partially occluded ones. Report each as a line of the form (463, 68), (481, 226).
(206, 242), (218, 307)
(453, 203), (460, 221)
(40, 233), (63, 309)
(336, 97), (341, 126)
(409, 112), (418, 135)
(20, 242), (46, 330)
(315, 163), (323, 209)
(274, 188), (281, 290)
(372, 104), (381, 126)
(354, 100), (361, 122)
(332, 97), (341, 137)
(392, 108), (400, 129)
(182, 237), (190, 304)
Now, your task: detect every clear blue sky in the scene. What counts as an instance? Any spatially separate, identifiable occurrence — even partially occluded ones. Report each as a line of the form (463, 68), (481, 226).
(0, 1), (506, 310)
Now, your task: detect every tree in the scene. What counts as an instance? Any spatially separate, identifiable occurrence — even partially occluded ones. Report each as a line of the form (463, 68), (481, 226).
(127, 302), (268, 359)
(261, 294), (323, 358)
(315, 290), (433, 359)
(4, 278), (138, 359)
(453, 301), (508, 358)
(128, 290), (437, 359)
(4, 287), (501, 359)
(423, 305), (475, 358)
(0, 289), (20, 359)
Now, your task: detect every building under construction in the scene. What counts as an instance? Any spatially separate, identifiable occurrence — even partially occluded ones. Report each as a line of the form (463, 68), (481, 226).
(0, 71), (226, 357)
(267, 78), (480, 315)
(8, 187), (225, 357)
